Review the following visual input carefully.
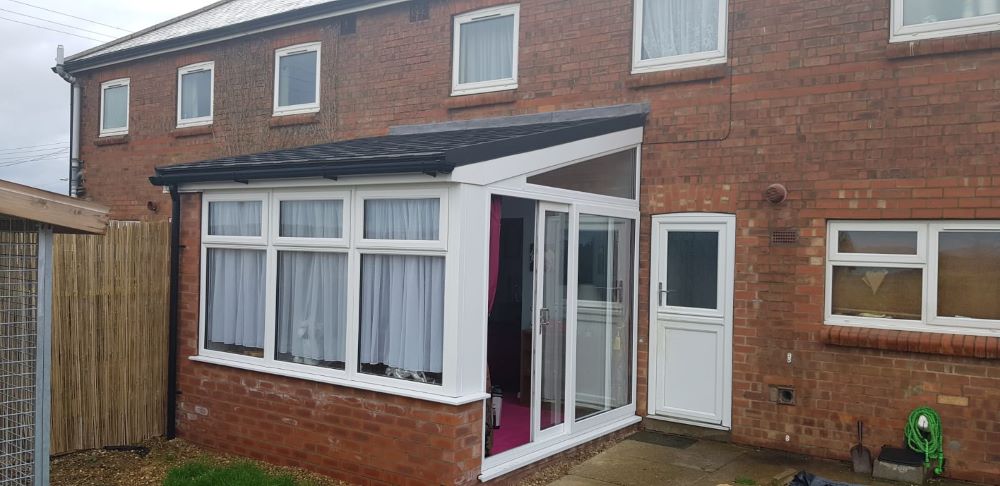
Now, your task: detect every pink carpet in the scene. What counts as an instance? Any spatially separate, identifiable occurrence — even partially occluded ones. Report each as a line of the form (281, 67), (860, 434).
(492, 397), (530, 455)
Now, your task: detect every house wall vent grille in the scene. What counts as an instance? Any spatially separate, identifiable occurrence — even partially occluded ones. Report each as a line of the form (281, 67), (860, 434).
(770, 229), (799, 245)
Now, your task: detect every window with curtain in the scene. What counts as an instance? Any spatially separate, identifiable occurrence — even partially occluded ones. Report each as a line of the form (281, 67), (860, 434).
(100, 79), (129, 136)
(893, 0), (1000, 40)
(452, 5), (519, 94)
(200, 191), (448, 389)
(633, 0), (726, 72)
(178, 62), (213, 126)
(274, 43), (320, 114)
(826, 221), (1000, 333)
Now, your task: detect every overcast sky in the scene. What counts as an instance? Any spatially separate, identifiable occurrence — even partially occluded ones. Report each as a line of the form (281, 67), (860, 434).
(0, 0), (215, 194)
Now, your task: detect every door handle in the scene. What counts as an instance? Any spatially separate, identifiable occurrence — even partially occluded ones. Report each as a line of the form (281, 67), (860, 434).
(657, 282), (675, 306)
(538, 307), (550, 334)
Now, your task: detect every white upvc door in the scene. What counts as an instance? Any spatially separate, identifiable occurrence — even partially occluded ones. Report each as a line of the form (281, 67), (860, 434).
(648, 213), (734, 428)
(532, 202), (572, 443)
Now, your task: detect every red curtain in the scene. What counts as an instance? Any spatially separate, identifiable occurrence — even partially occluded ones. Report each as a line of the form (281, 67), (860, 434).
(488, 196), (502, 313)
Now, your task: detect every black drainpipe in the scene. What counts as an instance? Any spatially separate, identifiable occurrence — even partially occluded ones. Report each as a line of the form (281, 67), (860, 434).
(166, 185), (181, 439)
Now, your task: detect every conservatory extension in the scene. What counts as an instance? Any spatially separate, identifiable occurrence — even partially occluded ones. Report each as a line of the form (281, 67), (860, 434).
(150, 109), (645, 479)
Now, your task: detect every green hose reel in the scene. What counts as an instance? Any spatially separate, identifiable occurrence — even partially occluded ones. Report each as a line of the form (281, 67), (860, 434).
(904, 406), (945, 475)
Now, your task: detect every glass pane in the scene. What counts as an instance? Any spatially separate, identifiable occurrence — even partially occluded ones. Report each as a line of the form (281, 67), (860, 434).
(364, 198), (440, 240)
(205, 248), (265, 357)
(278, 50), (317, 107)
(665, 231), (718, 309)
(838, 231), (918, 255)
(937, 232), (1000, 321)
(576, 215), (634, 421)
(207, 201), (262, 237)
(540, 211), (568, 430)
(526, 150), (637, 199)
(903, 0), (1000, 26)
(831, 266), (923, 320)
(641, 0), (720, 60)
(276, 251), (347, 369)
(459, 14), (515, 84)
(102, 85), (128, 130)
(180, 69), (212, 120)
(279, 200), (343, 238)
(358, 254), (445, 385)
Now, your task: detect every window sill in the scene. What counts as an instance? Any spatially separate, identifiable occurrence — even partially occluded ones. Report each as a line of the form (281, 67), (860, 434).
(188, 354), (489, 406)
(269, 112), (320, 128)
(821, 325), (1000, 359)
(171, 125), (214, 138)
(443, 89), (517, 110)
(627, 63), (727, 89)
(93, 135), (129, 146)
(887, 30), (1000, 59)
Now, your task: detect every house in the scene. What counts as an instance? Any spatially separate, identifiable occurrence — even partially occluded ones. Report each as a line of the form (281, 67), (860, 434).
(54, 0), (1000, 484)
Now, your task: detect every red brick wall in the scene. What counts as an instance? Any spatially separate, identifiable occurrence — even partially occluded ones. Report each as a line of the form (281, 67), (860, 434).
(175, 193), (484, 485)
(76, 0), (1000, 482)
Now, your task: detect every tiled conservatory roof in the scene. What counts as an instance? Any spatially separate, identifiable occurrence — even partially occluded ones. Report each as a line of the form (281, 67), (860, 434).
(149, 113), (646, 186)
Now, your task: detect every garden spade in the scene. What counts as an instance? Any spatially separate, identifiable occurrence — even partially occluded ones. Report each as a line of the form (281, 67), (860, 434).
(851, 420), (873, 474)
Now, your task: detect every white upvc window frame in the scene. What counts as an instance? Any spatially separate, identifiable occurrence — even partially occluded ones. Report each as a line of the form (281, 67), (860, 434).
(272, 42), (322, 117)
(176, 61), (215, 128)
(890, 0), (1000, 43)
(99, 78), (130, 137)
(631, 0), (728, 74)
(451, 4), (520, 96)
(825, 220), (1000, 336)
(198, 186), (459, 401)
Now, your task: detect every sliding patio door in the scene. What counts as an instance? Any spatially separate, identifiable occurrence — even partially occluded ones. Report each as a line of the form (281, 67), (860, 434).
(533, 203), (569, 441)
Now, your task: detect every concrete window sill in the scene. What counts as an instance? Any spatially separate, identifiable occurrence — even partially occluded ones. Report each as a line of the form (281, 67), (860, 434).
(627, 63), (727, 89)
(821, 325), (1000, 359)
(93, 135), (129, 146)
(887, 31), (1000, 59)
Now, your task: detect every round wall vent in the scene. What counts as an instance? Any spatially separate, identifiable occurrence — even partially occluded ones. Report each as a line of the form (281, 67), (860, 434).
(764, 184), (788, 204)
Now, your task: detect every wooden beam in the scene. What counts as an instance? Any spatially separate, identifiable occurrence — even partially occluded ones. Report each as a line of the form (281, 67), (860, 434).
(0, 179), (110, 234)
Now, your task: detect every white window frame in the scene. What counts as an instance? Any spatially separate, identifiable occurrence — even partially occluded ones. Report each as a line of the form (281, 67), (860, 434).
(451, 4), (520, 96)
(99, 78), (130, 137)
(197, 186), (457, 401)
(631, 0), (728, 74)
(272, 42), (322, 116)
(890, 0), (1000, 43)
(176, 61), (215, 128)
(825, 220), (1000, 336)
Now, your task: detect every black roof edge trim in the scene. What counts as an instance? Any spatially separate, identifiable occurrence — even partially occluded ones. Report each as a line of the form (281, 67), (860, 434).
(443, 113), (648, 165)
(149, 159), (453, 186)
(64, 0), (394, 73)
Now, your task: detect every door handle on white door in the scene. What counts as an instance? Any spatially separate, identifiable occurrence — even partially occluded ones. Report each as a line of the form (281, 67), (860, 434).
(657, 282), (675, 306)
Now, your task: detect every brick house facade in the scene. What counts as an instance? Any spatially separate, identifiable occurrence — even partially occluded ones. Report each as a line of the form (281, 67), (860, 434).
(62, 0), (1000, 484)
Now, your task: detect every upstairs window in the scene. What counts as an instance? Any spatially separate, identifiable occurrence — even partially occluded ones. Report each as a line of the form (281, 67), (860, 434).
(99, 78), (129, 137)
(273, 42), (321, 116)
(892, 0), (1000, 42)
(177, 61), (214, 127)
(452, 5), (519, 96)
(632, 0), (728, 73)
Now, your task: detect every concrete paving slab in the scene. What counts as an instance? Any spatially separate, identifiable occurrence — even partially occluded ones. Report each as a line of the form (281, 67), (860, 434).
(570, 453), (708, 485)
(547, 475), (616, 486)
(612, 437), (746, 473)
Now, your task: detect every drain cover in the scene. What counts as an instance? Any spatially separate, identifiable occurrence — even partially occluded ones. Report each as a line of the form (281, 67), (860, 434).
(628, 431), (697, 449)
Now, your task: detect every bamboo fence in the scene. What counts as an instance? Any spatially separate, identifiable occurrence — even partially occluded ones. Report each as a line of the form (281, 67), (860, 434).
(50, 221), (170, 454)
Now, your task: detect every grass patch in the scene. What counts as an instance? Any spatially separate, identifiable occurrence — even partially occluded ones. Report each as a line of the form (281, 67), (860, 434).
(734, 477), (757, 486)
(164, 461), (306, 486)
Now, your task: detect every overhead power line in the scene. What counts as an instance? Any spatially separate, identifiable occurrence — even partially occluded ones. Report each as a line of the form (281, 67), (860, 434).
(0, 145), (69, 156)
(0, 7), (117, 39)
(0, 142), (69, 153)
(0, 15), (107, 42)
(0, 149), (68, 164)
(4, 0), (130, 32)
(0, 153), (67, 169)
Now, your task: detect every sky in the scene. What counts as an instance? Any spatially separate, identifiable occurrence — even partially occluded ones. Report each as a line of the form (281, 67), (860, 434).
(0, 0), (216, 194)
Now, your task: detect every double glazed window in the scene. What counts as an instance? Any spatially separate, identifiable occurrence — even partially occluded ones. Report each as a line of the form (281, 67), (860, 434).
(99, 78), (129, 137)
(452, 5), (519, 95)
(273, 42), (321, 116)
(201, 190), (447, 387)
(177, 62), (214, 127)
(826, 221), (1000, 333)
(632, 0), (728, 73)
(892, 0), (1000, 41)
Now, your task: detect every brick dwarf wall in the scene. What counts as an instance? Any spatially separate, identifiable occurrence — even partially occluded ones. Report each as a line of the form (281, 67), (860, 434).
(76, 0), (1000, 482)
(176, 193), (484, 485)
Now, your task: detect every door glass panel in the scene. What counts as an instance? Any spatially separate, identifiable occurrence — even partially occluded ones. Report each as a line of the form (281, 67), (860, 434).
(665, 231), (718, 309)
(837, 231), (918, 255)
(576, 215), (634, 421)
(937, 231), (1000, 320)
(540, 211), (568, 430)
